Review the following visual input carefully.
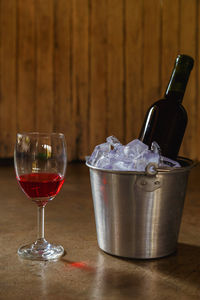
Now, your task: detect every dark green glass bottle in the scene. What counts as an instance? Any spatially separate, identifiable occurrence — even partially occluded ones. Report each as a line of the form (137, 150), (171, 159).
(139, 54), (194, 160)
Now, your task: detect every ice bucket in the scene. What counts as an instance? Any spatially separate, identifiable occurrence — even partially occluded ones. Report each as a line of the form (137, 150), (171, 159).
(86, 157), (195, 259)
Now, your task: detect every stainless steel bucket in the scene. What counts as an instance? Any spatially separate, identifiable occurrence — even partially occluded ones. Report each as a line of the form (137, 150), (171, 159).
(86, 157), (195, 259)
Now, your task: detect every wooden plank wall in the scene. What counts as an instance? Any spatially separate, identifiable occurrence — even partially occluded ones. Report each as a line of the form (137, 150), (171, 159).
(0, 0), (199, 161)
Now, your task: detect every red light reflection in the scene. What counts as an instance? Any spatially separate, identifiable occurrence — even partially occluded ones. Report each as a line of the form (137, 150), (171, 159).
(100, 176), (108, 204)
(69, 262), (94, 271)
(62, 259), (95, 272)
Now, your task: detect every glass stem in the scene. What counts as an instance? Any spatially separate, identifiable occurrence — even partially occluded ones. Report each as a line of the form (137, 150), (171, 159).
(37, 206), (45, 240)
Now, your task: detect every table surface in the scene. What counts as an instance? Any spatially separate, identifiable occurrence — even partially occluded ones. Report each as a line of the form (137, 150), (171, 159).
(1, 162), (200, 300)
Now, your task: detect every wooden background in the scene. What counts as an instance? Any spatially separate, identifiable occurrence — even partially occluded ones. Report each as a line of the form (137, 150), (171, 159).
(0, 0), (199, 161)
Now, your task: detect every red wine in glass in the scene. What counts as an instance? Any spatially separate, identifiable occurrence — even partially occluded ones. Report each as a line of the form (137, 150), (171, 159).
(17, 173), (64, 203)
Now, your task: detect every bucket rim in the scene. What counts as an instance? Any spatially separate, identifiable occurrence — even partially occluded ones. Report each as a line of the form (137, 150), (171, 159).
(86, 157), (197, 175)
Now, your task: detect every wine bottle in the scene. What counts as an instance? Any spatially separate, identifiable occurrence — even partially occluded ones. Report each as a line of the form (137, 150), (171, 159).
(139, 54), (194, 160)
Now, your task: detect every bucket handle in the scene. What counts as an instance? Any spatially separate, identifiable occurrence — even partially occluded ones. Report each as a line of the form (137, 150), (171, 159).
(145, 163), (158, 175)
(136, 163), (161, 192)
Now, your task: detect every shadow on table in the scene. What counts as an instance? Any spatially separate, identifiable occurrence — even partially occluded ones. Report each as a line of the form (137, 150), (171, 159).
(88, 243), (200, 298)
(126, 242), (200, 291)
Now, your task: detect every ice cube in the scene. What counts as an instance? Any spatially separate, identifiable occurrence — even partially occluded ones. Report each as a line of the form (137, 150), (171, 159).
(88, 142), (111, 166)
(124, 139), (149, 159)
(95, 155), (112, 169)
(106, 135), (122, 147)
(133, 151), (160, 171)
(109, 158), (135, 171)
(160, 156), (181, 168)
(151, 141), (161, 155)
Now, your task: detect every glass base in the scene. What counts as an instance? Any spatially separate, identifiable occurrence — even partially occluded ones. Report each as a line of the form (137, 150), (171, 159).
(18, 238), (64, 261)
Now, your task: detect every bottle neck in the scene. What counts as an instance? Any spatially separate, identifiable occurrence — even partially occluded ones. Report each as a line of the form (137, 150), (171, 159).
(165, 90), (184, 103)
(164, 56), (193, 103)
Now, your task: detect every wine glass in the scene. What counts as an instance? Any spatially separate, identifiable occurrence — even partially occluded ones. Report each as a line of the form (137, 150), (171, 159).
(14, 132), (67, 261)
